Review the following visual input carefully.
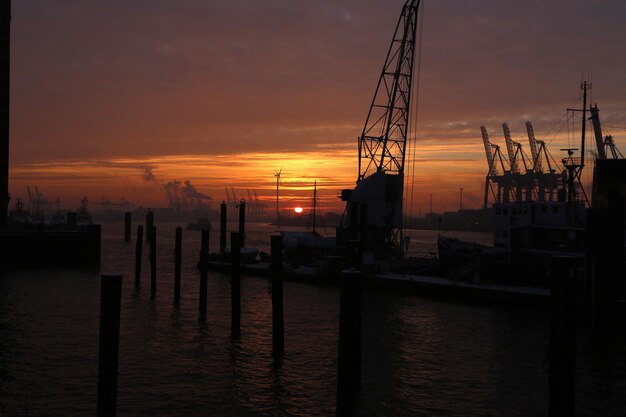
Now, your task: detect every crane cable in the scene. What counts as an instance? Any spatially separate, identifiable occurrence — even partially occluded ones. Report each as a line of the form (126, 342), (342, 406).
(407, 0), (424, 241)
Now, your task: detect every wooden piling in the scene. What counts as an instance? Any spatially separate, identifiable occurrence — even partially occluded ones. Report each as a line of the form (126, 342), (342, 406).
(271, 235), (284, 357)
(220, 201), (227, 253)
(150, 226), (156, 295)
(336, 271), (362, 416)
(199, 229), (209, 313)
(238, 201), (246, 248)
(124, 212), (131, 242)
(97, 274), (122, 417)
(549, 256), (576, 417)
(134, 225), (143, 288)
(145, 210), (153, 242)
(231, 232), (241, 335)
(174, 227), (182, 307)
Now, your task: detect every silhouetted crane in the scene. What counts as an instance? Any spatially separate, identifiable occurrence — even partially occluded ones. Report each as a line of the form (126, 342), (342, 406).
(340, 0), (422, 256)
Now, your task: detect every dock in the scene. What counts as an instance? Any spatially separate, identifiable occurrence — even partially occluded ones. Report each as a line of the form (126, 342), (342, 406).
(0, 225), (101, 267)
(207, 259), (550, 305)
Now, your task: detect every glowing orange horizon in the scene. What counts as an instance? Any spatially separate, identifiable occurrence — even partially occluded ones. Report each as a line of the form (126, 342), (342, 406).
(7, 128), (611, 215)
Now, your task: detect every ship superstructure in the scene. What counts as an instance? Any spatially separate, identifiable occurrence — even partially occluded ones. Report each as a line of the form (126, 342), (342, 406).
(481, 82), (622, 267)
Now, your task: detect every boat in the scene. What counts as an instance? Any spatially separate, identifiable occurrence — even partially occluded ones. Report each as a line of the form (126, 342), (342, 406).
(280, 180), (336, 259)
(438, 82), (618, 285)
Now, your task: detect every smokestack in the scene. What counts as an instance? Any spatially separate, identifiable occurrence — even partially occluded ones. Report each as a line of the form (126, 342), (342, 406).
(0, 1), (10, 227)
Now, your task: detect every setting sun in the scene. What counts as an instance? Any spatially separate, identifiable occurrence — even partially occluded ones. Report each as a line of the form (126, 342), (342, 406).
(294, 207), (303, 214)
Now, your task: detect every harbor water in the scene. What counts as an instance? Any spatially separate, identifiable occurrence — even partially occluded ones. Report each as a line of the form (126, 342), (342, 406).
(0, 221), (624, 416)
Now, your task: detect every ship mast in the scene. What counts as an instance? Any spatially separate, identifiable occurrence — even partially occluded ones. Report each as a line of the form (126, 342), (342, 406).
(562, 81), (590, 205)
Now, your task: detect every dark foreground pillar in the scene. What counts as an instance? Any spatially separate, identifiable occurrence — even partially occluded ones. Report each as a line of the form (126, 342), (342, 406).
(124, 212), (131, 242)
(97, 274), (122, 417)
(145, 211), (153, 242)
(271, 235), (284, 357)
(150, 226), (156, 295)
(238, 201), (246, 248)
(174, 227), (182, 307)
(549, 256), (577, 417)
(336, 271), (362, 416)
(199, 229), (209, 313)
(134, 225), (143, 288)
(0, 2), (10, 227)
(220, 201), (227, 253)
(231, 232), (241, 336)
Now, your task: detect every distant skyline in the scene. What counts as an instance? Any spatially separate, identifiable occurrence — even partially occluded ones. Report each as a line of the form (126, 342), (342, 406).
(9, 0), (626, 213)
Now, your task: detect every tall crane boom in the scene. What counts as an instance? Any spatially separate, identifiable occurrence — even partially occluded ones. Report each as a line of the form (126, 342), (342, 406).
(525, 121), (542, 172)
(358, 0), (421, 181)
(481, 126), (496, 176)
(502, 123), (518, 173)
(341, 0), (422, 257)
(589, 104), (607, 160)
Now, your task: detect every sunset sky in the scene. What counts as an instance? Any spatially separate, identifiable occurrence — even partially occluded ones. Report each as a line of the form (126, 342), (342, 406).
(8, 0), (626, 214)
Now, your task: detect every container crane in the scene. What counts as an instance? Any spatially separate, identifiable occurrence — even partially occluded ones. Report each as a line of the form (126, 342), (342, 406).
(525, 122), (542, 173)
(589, 104), (607, 160)
(481, 126), (496, 177)
(340, 0), (422, 257)
(481, 126), (512, 208)
(253, 189), (265, 214)
(502, 123), (532, 173)
(590, 104), (623, 159)
(525, 121), (562, 201)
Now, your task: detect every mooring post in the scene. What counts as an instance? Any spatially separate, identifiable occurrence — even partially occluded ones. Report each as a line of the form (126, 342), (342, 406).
(271, 235), (284, 357)
(97, 273), (122, 417)
(238, 200), (246, 248)
(199, 229), (209, 313)
(174, 227), (182, 307)
(134, 225), (143, 288)
(150, 226), (156, 295)
(549, 256), (576, 417)
(145, 210), (153, 242)
(220, 200), (227, 253)
(0, 0), (11, 227)
(336, 270), (362, 416)
(124, 212), (131, 242)
(231, 232), (241, 336)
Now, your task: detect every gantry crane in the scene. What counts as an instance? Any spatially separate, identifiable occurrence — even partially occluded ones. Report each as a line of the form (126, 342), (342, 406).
(526, 121), (561, 201)
(590, 104), (624, 160)
(502, 123), (532, 174)
(526, 121), (542, 173)
(481, 126), (512, 207)
(340, 0), (422, 257)
(482, 122), (562, 207)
